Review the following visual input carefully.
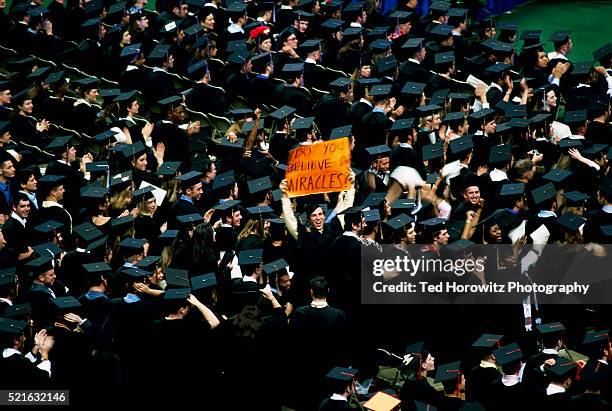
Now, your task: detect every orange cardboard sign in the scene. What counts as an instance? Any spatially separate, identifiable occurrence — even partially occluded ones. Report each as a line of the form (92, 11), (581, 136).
(286, 138), (352, 197)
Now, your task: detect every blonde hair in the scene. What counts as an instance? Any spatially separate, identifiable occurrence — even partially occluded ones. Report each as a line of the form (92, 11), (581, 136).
(237, 219), (267, 242)
(109, 186), (133, 212)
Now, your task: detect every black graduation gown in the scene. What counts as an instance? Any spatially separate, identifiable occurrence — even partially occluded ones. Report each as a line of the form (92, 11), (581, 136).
(119, 65), (149, 93)
(33, 204), (73, 244)
(10, 114), (49, 148)
(318, 398), (353, 411)
(2, 217), (29, 258)
(70, 101), (99, 136)
(349, 100), (372, 128)
(166, 198), (201, 230)
(437, 396), (465, 411)
(313, 93), (351, 139)
(465, 364), (501, 403)
(145, 68), (176, 104)
(522, 351), (559, 393)
(151, 120), (191, 164)
(570, 393), (611, 411)
(45, 160), (87, 215)
(328, 234), (362, 312)
(246, 75), (278, 107)
(585, 208), (612, 243)
(360, 110), (392, 147)
(109, 297), (161, 389)
(0, 352), (50, 389)
(57, 250), (95, 297)
(585, 120), (612, 145)
(400, 376), (443, 411)
(28, 283), (57, 330)
(269, 131), (297, 164)
(185, 82), (227, 116)
(487, 380), (531, 411)
(540, 390), (572, 411)
(303, 61), (330, 90)
(146, 316), (213, 395)
(275, 85), (314, 116)
(289, 304), (348, 409)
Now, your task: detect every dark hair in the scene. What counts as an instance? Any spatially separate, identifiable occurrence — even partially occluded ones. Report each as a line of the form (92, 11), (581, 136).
(192, 223), (219, 273)
(343, 210), (363, 231)
(542, 331), (564, 349)
(310, 276), (328, 298)
(11, 192), (30, 208)
(501, 360), (522, 376)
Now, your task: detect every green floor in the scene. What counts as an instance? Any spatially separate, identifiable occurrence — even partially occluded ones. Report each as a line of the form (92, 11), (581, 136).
(497, 0), (612, 62)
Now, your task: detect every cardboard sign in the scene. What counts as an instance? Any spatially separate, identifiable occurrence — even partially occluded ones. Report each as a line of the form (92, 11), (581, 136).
(286, 138), (352, 197)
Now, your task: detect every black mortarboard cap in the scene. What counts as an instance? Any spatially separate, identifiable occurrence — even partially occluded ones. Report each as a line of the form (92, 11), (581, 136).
(369, 39), (392, 53)
(390, 118), (416, 134)
(269, 105), (296, 121)
(536, 322), (566, 334)
(416, 104), (442, 117)
(493, 343), (523, 366)
(83, 262), (112, 274)
(472, 333), (503, 348)
(212, 171), (236, 191)
(262, 259), (289, 275)
(119, 237), (146, 254)
(546, 357), (578, 380)
(435, 361), (462, 383)
(376, 56), (397, 75)
(556, 213), (585, 234)
(543, 168), (572, 184)
(147, 44), (171, 61)
(191, 273), (217, 290)
(582, 143), (608, 158)
(165, 268), (191, 288)
(531, 182), (557, 206)
(557, 138), (582, 150)
(330, 125), (352, 140)
(238, 249), (263, 266)
(247, 176), (272, 194)
(320, 18), (343, 31)
(401, 81), (426, 96)
(163, 288), (191, 301)
(4, 303), (32, 319)
(489, 144), (512, 164)
(26, 255), (53, 276)
(562, 191), (588, 206)
(326, 366), (358, 381)
(74, 222), (104, 242)
(33, 220), (63, 234)
(52, 296), (82, 311)
(292, 116), (315, 131)
(422, 141), (444, 161)
(449, 135), (473, 155)
(549, 30), (571, 44)
(427, 24), (453, 39)
(365, 145), (392, 159)
(157, 161), (182, 176)
(500, 183), (525, 197)
(434, 51), (455, 66)
(385, 213), (413, 231)
(420, 217), (446, 232)
(593, 42), (612, 62)
(0, 318), (27, 336)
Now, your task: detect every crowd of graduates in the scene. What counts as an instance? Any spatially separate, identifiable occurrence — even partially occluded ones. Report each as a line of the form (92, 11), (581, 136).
(1, 0), (612, 408)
